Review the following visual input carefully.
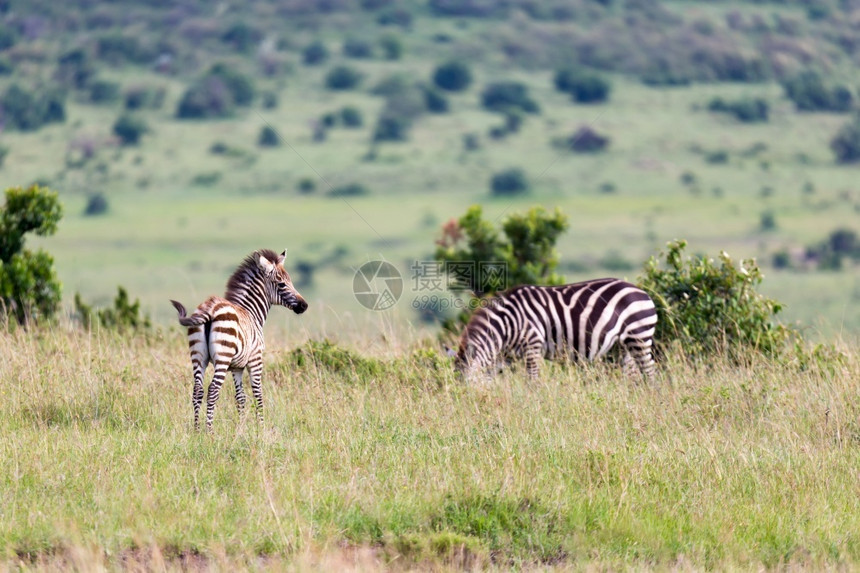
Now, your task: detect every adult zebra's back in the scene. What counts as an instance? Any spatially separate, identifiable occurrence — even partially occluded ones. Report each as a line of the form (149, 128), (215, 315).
(455, 278), (657, 382)
(171, 249), (308, 430)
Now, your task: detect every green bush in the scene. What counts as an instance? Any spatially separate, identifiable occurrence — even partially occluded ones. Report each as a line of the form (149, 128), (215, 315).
(74, 286), (151, 332)
(805, 228), (860, 270)
(481, 81), (539, 114)
(379, 34), (403, 60)
(553, 67), (611, 103)
(638, 239), (791, 360)
(423, 86), (449, 113)
(112, 114), (148, 145)
(221, 21), (261, 54)
(302, 41), (329, 65)
(433, 61), (473, 92)
(328, 183), (370, 197)
(88, 79), (121, 104)
(342, 38), (374, 59)
(176, 78), (233, 119)
(96, 34), (152, 65)
(258, 125), (280, 147)
(340, 106), (364, 127)
(0, 185), (63, 326)
(490, 168), (530, 197)
(208, 62), (255, 106)
(707, 96), (769, 123)
(435, 204), (568, 296)
(1, 84), (66, 131)
(84, 193), (108, 216)
(325, 65), (363, 90)
(782, 72), (853, 113)
(830, 115), (860, 164)
(124, 85), (165, 110)
(55, 48), (95, 89)
(0, 24), (17, 51)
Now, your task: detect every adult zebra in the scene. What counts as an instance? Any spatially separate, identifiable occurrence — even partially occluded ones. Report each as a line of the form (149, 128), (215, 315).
(454, 278), (657, 382)
(171, 249), (308, 430)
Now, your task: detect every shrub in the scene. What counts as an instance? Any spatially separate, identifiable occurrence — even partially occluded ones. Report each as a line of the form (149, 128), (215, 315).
(96, 34), (152, 65)
(760, 211), (776, 231)
(553, 67), (611, 103)
(258, 125), (280, 147)
(424, 86), (449, 113)
(328, 183), (369, 197)
(112, 114), (148, 145)
(783, 72), (853, 113)
(55, 48), (95, 89)
(221, 21), (261, 54)
(342, 38), (374, 59)
(707, 96), (769, 123)
(377, 8), (413, 27)
(379, 34), (403, 60)
(191, 172), (222, 187)
(638, 239), (791, 360)
(433, 61), (473, 92)
(805, 228), (860, 270)
(83, 193), (108, 216)
(434, 205), (568, 299)
(569, 126), (610, 153)
(88, 79), (121, 104)
(124, 85), (165, 110)
(1, 84), (66, 131)
(831, 115), (860, 164)
(207, 63), (255, 106)
(490, 168), (530, 197)
(325, 65), (363, 90)
(0, 24), (17, 51)
(176, 77), (234, 119)
(0, 185), (63, 325)
(340, 106), (364, 127)
(262, 91), (279, 110)
(302, 41), (329, 65)
(297, 178), (316, 193)
(373, 114), (410, 142)
(481, 81), (539, 114)
(74, 286), (151, 332)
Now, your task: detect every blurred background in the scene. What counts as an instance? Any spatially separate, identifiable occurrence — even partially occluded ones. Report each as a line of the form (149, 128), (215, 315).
(2, 0), (860, 340)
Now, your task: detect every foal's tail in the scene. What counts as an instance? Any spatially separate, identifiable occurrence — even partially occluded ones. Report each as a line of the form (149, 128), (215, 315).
(170, 299), (209, 327)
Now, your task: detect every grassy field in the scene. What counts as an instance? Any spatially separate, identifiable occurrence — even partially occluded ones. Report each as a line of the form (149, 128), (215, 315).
(2, 326), (860, 570)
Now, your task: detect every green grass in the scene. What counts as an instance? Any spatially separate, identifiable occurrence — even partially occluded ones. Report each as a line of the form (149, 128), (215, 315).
(2, 327), (860, 569)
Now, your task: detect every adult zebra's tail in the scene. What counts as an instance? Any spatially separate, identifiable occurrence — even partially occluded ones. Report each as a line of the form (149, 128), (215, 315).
(170, 299), (209, 327)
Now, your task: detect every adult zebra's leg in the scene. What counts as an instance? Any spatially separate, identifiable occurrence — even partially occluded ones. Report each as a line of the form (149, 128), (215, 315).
(205, 361), (230, 431)
(523, 334), (544, 381)
(620, 349), (638, 380)
(248, 356), (265, 422)
(232, 370), (247, 415)
(624, 339), (656, 384)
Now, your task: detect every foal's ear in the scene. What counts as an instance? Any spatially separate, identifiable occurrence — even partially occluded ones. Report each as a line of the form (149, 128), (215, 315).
(257, 253), (276, 275)
(277, 249), (287, 265)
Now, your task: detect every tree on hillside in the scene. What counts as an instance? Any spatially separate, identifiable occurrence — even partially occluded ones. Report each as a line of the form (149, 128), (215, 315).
(0, 185), (63, 325)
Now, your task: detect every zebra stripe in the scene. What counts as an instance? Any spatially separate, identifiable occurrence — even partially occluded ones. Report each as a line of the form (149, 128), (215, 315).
(171, 249), (308, 430)
(455, 278), (657, 381)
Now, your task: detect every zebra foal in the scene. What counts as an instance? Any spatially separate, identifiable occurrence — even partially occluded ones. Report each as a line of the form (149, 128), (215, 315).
(171, 249), (308, 430)
(454, 278), (657, 382)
